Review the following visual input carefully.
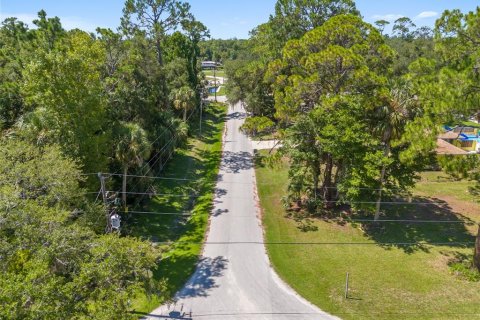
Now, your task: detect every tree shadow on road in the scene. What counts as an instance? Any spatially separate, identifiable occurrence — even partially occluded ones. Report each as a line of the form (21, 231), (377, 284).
(221, 151), (253, 174)
(225, 111), (246, 120)
(176, 256), (229, 299)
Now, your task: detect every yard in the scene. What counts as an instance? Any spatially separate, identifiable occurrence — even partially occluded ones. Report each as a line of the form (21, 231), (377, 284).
(203, 69), (225, 78)
(130, 102), (226, 313)
(255, 153), (480, 320)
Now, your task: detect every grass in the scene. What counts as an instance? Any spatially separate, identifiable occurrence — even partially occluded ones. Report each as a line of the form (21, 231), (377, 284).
(255, 153), (480, 320)
(208, 86), (226, 97)
(203, 69), (225, 78)
(130, 102), (226, 313)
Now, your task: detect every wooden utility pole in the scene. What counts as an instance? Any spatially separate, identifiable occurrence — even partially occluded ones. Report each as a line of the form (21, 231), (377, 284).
(214, 65), (217, 102)
(98, 173), (111, 233)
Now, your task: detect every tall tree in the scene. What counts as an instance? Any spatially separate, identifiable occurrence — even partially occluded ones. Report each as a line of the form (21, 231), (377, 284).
(0, 18), (32, 130)
(433, 7), (480, 271)
(393, 17), (416, 39)
(375, 19), (390, 35)
(114, 122), (151, 206)
(22, 30), (109, 176)
(172, 86), (195, 121)
(122, 0), (191, 66)
(372, 81), (419, 221)
(269, 14), (395, 207)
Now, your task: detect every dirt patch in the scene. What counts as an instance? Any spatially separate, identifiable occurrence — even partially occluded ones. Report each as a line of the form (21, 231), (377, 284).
(429, 195), (480, 222)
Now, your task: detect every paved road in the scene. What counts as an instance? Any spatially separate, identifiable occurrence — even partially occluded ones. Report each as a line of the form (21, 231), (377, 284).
(146, 102), (338, 320)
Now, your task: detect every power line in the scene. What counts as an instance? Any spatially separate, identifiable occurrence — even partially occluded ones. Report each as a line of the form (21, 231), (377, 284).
(133, 107), (197, 181)
(128, 107), (199, 212)
(152, 240), (475, 246)
(123, 211), (192, 216)
(79, 172), (479, 199)
(111, 191), (194, 198)
(146, 311), (480, 318)
(338, 218), (474, 224)
(123, 210), (475, 224)
(82, 172), (194, 181)
(87, 189), (473, 206)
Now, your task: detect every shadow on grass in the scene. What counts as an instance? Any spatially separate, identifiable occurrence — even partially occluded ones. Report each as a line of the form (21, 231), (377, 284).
(361, 196), (476, 254)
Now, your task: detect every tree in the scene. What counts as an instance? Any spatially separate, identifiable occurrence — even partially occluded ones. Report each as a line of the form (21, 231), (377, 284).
(227, 0), (359, 124)
(32, 10), (65, 51)
(375, 19), (390, 35)
(372, 81), (419, 221)
(0, 17), (32, 130)
(433, 7), (480, 271)
(172, 86), (195, 121)
(114, 122), (151, 206)
(22, 30), (109, 177)
(269, 15), (395, 208)
(0, 138), (160, 319)
(267, 0), (359, 53)
(122, 0), (191, 66)
(393, 17), (416, 39)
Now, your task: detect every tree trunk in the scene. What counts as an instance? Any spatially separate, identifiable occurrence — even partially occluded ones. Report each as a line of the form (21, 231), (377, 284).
(322, 154), (334, 206)
(312, 160), (320, 201)
(375, 134), (392, 221)
(374, 165), (386, 221)
(155, 37), (163, 66)
(122, 166), (128, 208)
(474, 224), (480, 272)
(183, 107), (187, 121)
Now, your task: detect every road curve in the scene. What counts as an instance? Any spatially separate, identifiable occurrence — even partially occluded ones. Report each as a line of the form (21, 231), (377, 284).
(146, 102), (339, 320)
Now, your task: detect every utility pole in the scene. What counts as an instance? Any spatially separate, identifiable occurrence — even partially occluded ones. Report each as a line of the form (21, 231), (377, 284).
(214, 64), (217, 102)
(98, 173), (111, 233)
(199, 95), (203, 135)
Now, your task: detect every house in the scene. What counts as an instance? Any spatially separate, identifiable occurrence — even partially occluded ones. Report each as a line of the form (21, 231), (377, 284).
(435, 138), (468, 155)
(437, 126), (480, 154)
(201, 61), (221, 69)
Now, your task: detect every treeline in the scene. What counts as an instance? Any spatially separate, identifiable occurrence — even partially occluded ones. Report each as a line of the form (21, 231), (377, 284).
(0, 0), (210, 318)
(226, 1), (480, 217)
(199, 38), (251, 63)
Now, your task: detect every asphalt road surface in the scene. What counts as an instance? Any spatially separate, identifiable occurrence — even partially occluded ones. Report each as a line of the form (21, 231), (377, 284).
(146, 102), (338, 320)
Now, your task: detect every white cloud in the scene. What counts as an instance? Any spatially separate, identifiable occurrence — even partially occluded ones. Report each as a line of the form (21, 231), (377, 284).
(372, 14), (404, 22)
(415, 11), (438, 19)
(0, 12), (99, 32)
(0, 13), (38, 24)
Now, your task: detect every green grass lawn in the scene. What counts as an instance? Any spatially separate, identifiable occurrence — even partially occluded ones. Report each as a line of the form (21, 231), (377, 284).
(255, 154), (480, 320)
(203, 69), (225, 78)
(208, 86), (226, 97)
(131, 102), (226, 313)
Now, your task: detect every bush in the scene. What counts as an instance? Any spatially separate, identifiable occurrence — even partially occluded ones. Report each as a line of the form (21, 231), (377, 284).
(240, 116), (275, 137)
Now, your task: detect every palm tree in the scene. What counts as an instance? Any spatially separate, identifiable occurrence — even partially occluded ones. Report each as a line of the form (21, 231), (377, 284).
(114, 122), (151, 207)
(373, 81), (419, 221)
(172, 86), (196, 121)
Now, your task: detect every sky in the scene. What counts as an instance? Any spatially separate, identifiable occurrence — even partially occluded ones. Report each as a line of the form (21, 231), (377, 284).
(0, 0), (479, 39)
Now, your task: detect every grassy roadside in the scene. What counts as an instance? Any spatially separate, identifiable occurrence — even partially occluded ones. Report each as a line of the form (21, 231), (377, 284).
(131, 102), (226, 313)
(255, 152), (480, 320)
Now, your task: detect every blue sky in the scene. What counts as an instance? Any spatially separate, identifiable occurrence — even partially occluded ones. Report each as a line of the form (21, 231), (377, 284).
(0, 0), (479, 39)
